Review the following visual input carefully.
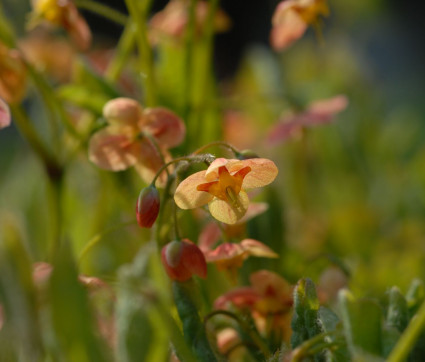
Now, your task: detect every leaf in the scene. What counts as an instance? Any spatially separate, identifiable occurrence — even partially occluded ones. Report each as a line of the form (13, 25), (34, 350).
(49, 241), (109, 362)
(338, 289), (383, 357)
(386, 286), (409, 333)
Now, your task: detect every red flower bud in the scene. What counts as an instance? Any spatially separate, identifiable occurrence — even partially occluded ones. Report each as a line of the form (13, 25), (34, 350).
(161, 239), (207, 282)
(136, 186), (160, 228)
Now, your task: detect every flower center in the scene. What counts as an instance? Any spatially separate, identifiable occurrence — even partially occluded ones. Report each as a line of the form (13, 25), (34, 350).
(197, 166), (251, 206)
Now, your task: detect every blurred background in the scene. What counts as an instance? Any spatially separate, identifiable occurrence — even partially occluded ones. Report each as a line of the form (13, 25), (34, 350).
(1, 0), (424, 299)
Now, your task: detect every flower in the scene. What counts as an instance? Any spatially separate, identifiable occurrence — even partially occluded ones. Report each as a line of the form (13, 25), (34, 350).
(136, 186), (160, 228)
(0, 98), (11, 130)
(203, 239), (278, 271)
(88, 97), (185, 186)
(29, 0), (92, 50)
(270, 0), (329, 51)
(161, 239), (207, 282)
(149, 0), (231, 43)
(174, 158), (278, 224)
(0, 42), (27, 104)
(268, 95), (348, 144)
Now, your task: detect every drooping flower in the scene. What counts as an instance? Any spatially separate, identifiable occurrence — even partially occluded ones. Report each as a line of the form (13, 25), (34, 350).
(0, 42), (27, 104)
(149, 0), (231, 43)
(161, 239), (207, 282)
(0, 98), (11, 130)
(270, 0), (329, 51)
(203, 239), (278, 271)
(88, 97), (185, 186)
(174, 158), (278, 224)
(29, 0), (92, 50)
(136, 185), (160, 228)
(268, 95), (348, 144)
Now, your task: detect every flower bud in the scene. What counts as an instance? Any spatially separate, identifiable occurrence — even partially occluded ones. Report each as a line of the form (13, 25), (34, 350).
(237, 149), (259, 160)
(103, 97), (143, 125)
(161, 239), (207, 282)
(136, 186), (160, 228)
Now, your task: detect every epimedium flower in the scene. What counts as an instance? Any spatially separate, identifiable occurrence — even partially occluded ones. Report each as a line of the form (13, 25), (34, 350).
(88, 97), (185, 186)
(271, 0), (329, 51)
(268, 95), (348, 144)
(136, 185), (160, 228)
(149, 0), (231, 43)
(0, 98), (11, 130)
(29, 0), (92, 51)
(161, 239), (207, 282)
(0, 42), (27, 104)
(174, 158), (278, 224)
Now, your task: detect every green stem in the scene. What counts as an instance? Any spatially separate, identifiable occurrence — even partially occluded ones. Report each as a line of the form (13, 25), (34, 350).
(388, 299), (425, 362)
(124, 0), (156, 106)
(205, 310), (271, 359)
(192, 140), (239, 156)
(74, 0), (128, 26)
(105, 21), (137, 82)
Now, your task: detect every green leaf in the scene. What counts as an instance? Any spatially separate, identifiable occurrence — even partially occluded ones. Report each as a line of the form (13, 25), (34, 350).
(57, 85), (110, 115)
(405, 279), (425, 317)
(0, 220), (44, 360)
(339, 289), (383, 357)
(386, 286), (409, 333)
(49, 241), (109, 362)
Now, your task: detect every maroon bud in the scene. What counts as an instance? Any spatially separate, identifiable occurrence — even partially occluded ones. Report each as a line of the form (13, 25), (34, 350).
(136, 186), (160, 228)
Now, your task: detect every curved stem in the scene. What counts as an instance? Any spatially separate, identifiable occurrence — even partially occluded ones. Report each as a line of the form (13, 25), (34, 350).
(192, 140), (240, 156)
(74, 0), (128, 26)
(205, 310), (271, 359)
(388, 299), (425, 362)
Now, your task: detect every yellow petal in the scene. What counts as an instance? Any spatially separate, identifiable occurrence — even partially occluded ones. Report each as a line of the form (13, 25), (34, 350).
(208, 190), (249, 224)
(228, 158), (278, 189)
(174, 170), (213, 209)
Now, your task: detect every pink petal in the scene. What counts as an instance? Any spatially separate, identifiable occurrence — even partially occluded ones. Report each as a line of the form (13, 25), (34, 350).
(240, 239), (278, 258)
(0, 98), (11, 129)
(204, 243), (245, 262)
(174, 170), (213, 209)
(228, 158), (278, 190)
(214, 287), (260, 310)
(302, 95), (349, 126)
(88, 127), (139, 171)
(250, 270), (293, 300)
(198, 222), (221, 252)
(208, 190), (249, 224)
(268, 119), (303, 144)
(142, 107), (185, 148)
(63, 3), (92, 51)
(103, 97), (143, 127)
(205, 158), (243, 182)
(270, 10), (307, 51)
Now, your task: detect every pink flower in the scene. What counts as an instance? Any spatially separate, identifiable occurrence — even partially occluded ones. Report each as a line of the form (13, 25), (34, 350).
(268, 95), (348, 144)
(88, 98), (185, 186)
(0, 98), (11, 130)
(174, 158), (278, 224)
(161, 239), (207, 282)
(29, 0), (92, 50)
(270, 0), (329, 51)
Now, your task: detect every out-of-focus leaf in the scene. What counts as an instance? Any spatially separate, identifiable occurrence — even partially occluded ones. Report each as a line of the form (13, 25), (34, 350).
(386, 286), (409, 333)
(339, 289), (383, 357)
(405, 279), (425, 317)
(0, 218), (44, 361)
(57, 85), (110, 114)
(49, 241), (109, 362)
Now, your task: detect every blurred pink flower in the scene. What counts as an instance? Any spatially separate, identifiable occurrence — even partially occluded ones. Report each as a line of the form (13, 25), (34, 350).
(271, 0), (329, 51)
(88, 98), (185, 186)
(0, 98), (11, 130)
(268, 95), (348, 144)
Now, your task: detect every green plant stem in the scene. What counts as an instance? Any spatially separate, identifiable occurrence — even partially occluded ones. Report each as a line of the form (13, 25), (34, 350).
(105, 21), (137, 82)
(192, 140), (239, 156)
(124, 0), (156, 106)
(74, 0), (128, 26)
(205, 310), (271, 359)
(388, 299), (425, 362)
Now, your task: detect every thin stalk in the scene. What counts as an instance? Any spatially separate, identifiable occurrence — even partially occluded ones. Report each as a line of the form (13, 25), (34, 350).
(388, 299), (425, 362)
(124, 0), (156, 106)
(192, 140), (239, 156)
(74, 0), (128, 26)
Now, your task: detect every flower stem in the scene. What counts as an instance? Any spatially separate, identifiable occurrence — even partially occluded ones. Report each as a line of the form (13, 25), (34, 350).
(74, 0), (128, 26)
(387, 298), (425, 362)
(192, 140), (240, 156)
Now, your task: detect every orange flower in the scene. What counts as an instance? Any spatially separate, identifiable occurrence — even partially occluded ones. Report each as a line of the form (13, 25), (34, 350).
(268, 95), (348, 144)
(203, 239), (278, 271)
(149, 0), (231, 43)
(174, 158), (278, 224)
(161, 239), (207, 282)
(0, 98), (11, 130)
(88, 98), (185, 186)
(0, 43), (27, 104)
(29, 0), (92, 50)
(270, 0), (329, 51)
